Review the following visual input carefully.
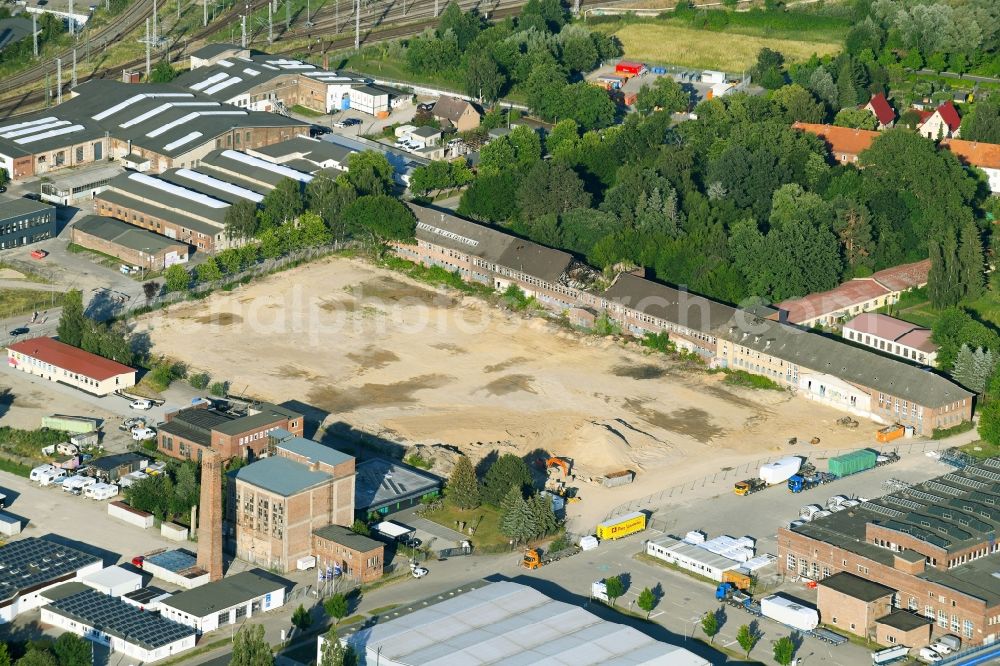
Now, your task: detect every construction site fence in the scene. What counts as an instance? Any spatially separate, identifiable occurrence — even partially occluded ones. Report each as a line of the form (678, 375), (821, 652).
(602, 438), (964, 520)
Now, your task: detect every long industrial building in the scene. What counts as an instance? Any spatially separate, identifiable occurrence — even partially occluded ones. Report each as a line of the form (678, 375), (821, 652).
(0, 79), (308, 180)
(779, 458), (1000, 646)
(396, 205), (972, 435)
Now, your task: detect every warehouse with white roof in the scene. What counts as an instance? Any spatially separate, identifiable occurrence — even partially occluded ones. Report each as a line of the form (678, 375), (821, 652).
(334, 580), (710, 665)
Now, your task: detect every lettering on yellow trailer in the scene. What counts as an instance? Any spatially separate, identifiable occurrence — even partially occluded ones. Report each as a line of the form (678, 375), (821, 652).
(596, 511), (647, 540)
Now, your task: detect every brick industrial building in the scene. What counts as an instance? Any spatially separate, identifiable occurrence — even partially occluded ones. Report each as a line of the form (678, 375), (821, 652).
(312, 524), (384, 583)
(778, 458), (1000, 646)
(230, 430), (355, 573)
(157, 401), (303, 462)
(395, 205), (971, 435)
(71, 215), (189, 270)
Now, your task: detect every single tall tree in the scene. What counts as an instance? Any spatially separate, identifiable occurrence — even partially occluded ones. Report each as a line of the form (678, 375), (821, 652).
(701, 610), (719, 643)
(225, 199), (261, 241)
(603, 575), (625, 606)
(324, 593), (349, 624)
(258, 177), (303, 230)
(231, 623), (274, 666)
(958, 220), (984, 301)
(291, 604), (312, 631)
(53, 632), (92, 666)
(529, 493), (558, 537)
(319, 624), (350, 666)
(736, 624), (760, 658)
(772, 636), (796, 665)
(57, 289), (86, 347)
(499, 485), (536, 543)
(637, 587), (657, 618)
(447, 455), (480, 509)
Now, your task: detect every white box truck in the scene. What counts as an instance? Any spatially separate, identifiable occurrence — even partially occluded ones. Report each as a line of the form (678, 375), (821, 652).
(760, 595), (819, 631)
(871, 645), (910, 664)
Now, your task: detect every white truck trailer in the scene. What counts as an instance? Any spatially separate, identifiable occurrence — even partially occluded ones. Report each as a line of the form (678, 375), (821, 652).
(760, 595), (819, 631)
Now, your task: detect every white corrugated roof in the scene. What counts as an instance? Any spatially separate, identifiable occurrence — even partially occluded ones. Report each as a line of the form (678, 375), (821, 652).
(347, 581), (710, 666)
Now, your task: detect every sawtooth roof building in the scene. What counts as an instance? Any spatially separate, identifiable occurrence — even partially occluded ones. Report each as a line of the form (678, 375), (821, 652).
(175, 51), (393, 116)
(779, 457), (1000, 647)
(0, 79), (309, 180)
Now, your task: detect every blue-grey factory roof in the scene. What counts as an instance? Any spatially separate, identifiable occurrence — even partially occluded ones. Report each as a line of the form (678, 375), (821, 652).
(46, 589), (194, 651)
(0, 537), (101, 605)
(275, 436), (353, 469)
(235, 456), (330, 496)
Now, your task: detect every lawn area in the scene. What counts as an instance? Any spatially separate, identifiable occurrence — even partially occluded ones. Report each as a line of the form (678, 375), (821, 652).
(331, 50), (462, 92)
(421, 501), (507, 550)
(597, 21), (842, 71)
(290, 104), (324, 117)
(892, 291), (1000, 332)
(0, 287), (64, 319)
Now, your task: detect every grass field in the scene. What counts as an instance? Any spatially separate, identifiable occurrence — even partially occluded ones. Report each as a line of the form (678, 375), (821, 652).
(603, 22), (842, 71)
(0, 288), (63, 320)
(422, 500), (507, 549)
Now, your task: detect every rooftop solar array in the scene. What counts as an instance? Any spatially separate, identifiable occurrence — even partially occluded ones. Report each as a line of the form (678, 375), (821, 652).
(0, 537), (101, 603)
(48, 589), (194, 650)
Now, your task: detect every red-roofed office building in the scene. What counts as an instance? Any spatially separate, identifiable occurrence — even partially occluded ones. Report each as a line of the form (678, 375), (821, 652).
(7, 337), (136, 395)
(863, 94), (895, 129)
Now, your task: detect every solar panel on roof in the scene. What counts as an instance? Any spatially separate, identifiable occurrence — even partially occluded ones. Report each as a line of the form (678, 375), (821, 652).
(885, 496), (925, 511)
(175, 168), (264, 202)
(983, 458), (1000, 471)
(926, 480), (965, 496)
(944, 473), (989, 489)
(906, 488), (947, 503)
(49, 590), (193, 649)
(971, 466), (1000, 482)
(128, 173), (230, 209)
(14, 124), (85, 145)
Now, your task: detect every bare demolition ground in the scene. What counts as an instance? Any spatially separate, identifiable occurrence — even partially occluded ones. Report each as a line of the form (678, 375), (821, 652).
(137, 256), (875, 526)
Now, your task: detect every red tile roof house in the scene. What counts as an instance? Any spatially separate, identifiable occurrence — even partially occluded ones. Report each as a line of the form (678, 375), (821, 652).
(777, 259), (931, 329)
(7, 337), (136, 396)
(863, 93), (895, 129)
(916, 101), (961, 140)
(843, 313), (938, 366)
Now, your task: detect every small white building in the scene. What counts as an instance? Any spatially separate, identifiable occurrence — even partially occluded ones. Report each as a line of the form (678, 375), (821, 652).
(7, 336), (136, 396)
(159, 571), (287, 633)
(645, 536), (744, 582)
(0, 538), (103, 623)
(82, 566), (143, 597)
(41, 587), (195, 662)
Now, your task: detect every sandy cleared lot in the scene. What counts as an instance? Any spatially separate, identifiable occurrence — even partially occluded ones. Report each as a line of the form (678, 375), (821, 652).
(137, 257), (884, 525)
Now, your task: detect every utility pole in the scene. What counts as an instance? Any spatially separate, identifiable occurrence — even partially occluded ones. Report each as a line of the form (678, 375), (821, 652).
(334, 0), (338, 32)
(177, 0), (181, 22)
(203, 0), (207, 26)
(434, 0), (438, 17)
(285, 0), (289, 30)
(573, 0), (580, 14)
(68, 0), (74, 37)
(306, 0), (312, 26)
(72, 48), (77, 88)
(145, 17), (151, 78)
(45, 72), (50, 106)
(240, 14), (246, 48)
(56, 58), (62, 105)
(354, 0), (359, 49)
(267, 2), (272, 43)
(31, 13), (37, 58)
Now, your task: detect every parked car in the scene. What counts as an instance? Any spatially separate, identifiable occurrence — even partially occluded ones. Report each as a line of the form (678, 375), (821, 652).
(129, 399), (152, 410)
(30, 249), (48, 259)
(411, 565), (428, 579)
(417, 102), (433, 111)
(918, 647), (943, 663)
(131, 427), (156, 441)
(8, 327), (28, 336)
(404, 537), (422, 549)
(342, 118), (361, 126)
(24, 193), (41, 201)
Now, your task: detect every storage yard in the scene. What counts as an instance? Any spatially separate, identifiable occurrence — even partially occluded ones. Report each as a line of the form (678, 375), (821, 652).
(137, 255), (905, 528)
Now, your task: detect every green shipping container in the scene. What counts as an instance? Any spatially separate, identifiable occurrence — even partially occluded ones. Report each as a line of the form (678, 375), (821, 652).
(828, 449), (878, 477)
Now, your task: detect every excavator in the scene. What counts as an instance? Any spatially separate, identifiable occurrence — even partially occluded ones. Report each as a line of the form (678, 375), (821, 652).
(539, 457), (581, 503)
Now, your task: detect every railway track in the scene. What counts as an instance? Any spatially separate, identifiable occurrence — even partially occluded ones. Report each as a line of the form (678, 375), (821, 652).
(0, 0), (618, 116)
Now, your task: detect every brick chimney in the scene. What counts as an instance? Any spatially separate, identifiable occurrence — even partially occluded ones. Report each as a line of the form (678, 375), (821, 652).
(196, 450), (224, 581)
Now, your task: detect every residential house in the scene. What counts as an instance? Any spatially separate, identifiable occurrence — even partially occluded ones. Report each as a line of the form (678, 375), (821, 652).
(431, 96), (481, 133)
(863, 93), (895, 129)
(941, 138), (1000, 195)
(792, 122), (879, 164)
(916, 101), (961, 139)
